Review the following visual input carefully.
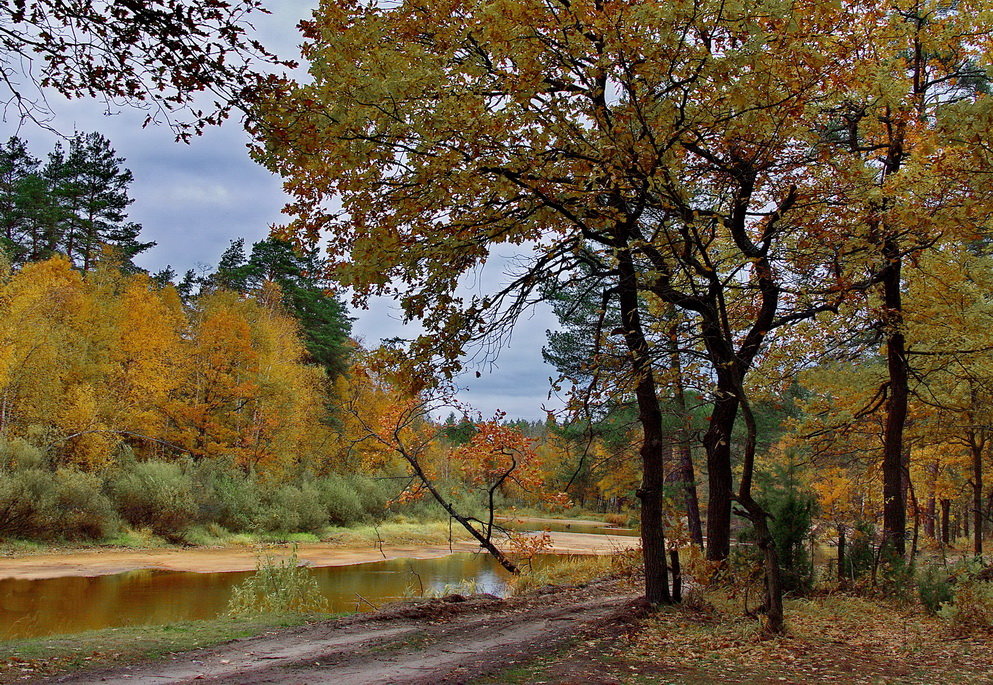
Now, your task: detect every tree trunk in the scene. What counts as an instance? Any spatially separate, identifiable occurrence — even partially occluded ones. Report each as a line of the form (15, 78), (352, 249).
(837, 524), (846, 583)
(941, 498), (950, 545)
(617, 245), (672, 605)
(669, 549), (682, 603)
(973, 437), (984, 557)
(704, 394), (738, 561)
(925, 460), (938, 539)
(880, 246), (908, 559)
(737, 390), (785, 634)
(669, 335), (703, 548)
(740, 496), (785, 634)
(676, 440), (704, 548)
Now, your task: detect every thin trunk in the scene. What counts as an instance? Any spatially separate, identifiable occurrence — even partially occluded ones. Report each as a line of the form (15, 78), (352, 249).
(669, 321), (703, 548)
(972, 434), (984, 557)
(941, 498), (951, 545)
(925, 460), (938, 539)
(403, 450), (518, 574)
(881, 245), (908, 558)
(907, 472), (920, 560)
(837, 524), (846, 583)
(669, 549), (682, 603)
(737, 391), (785, 634)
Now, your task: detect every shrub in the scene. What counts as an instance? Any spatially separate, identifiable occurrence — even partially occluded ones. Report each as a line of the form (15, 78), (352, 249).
(109, 460), (197, 537)
(939, 580), (993, 631)
(877, 549), (915, 600)
(917, 564), (954, 615)
(227, 548), (328, 616)
(0, 468), (46, 538)
(842, 522), (877, 582)
(0, 437), (45, 470)
(191, 460), (261, 532)
(40, 469), (117, 540)
(756, 463), (817, 594)
(314, 473), (371, 525)
(253, 483), (327, 533)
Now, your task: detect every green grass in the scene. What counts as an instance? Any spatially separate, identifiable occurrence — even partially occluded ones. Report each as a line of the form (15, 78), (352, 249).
(0, 613), (339, 683)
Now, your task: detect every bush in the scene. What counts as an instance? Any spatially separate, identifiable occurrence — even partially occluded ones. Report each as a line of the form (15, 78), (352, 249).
(40, 469), (117, 540)
(0, 468), (46, 538)
(313, 472), (395, 525)
(757, 463), (817, 594)
(227, 548), (328, 616)
(253, 483), (328, 533)
(0, 437), (45, 470)
(109, 460), (197, 537)
(940, 579), (993, 631)
(917, 564), (954, 615)
(191, 460), (262, 532)
(842, 522), (876, 582)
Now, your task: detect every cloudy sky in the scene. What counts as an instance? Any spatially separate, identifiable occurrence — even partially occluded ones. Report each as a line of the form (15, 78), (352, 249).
(0, 1), (562, 421)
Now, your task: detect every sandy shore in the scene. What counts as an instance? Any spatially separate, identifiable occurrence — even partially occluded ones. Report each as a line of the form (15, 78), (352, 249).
(0, 531), (638, 580)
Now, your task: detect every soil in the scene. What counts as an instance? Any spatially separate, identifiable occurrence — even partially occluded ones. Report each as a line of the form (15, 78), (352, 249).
(34, 578), (645, 685)
(0, 532), (638, 580)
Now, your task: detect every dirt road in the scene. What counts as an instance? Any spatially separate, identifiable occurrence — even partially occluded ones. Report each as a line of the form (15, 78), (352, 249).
(40, 579), (643, 684)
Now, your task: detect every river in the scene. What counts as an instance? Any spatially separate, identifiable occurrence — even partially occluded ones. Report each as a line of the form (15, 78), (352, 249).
(0, 519), (638, 640)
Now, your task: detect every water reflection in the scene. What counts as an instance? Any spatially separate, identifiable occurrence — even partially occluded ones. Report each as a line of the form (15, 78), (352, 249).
(0, 553), (513, 640)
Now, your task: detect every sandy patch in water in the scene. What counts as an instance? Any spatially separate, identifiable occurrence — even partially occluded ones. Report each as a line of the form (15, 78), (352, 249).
(0, 531), (638, 580)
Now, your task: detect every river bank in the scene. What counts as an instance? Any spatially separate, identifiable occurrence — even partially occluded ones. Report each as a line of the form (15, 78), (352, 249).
(0, 520), (639, 580)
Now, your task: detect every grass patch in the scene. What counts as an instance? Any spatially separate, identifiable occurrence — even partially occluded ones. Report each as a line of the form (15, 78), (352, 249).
(0, 613), (338, 684)
(508, 550), (642, 596)
(321, 521), (472, 547)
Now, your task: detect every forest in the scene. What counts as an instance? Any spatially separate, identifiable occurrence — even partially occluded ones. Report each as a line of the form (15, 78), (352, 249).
(5, 0), (993, 682)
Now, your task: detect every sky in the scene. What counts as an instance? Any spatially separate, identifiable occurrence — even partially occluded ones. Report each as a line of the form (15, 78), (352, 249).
(0, 1), (563, 421)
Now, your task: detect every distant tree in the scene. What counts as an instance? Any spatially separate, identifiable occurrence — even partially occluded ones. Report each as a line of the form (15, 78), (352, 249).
(0, 134), (153, 271)
(45, 132), (154, 271)
(207, 237), (353, 378)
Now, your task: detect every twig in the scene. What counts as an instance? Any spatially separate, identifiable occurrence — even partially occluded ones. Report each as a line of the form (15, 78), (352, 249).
(354, 593), (379, 611)
(372, 523), (386, 560)
(409, 566), (424, 596)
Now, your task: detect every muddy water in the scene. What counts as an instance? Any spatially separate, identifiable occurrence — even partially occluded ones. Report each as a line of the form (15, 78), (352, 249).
(500, 520), (640, 537)
(0, 553), (512, 640)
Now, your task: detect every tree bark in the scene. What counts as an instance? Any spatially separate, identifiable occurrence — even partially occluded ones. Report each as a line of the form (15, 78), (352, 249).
(837, 524), (846, 582)
(617, 244), (672, 605)
(880, 242), (908, 559)
(941, 498), (950, 545)
(704, 394), (738, 560)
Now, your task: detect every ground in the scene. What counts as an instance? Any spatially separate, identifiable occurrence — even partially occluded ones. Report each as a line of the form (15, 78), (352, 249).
(9, 578), (993, 684)
(27, 579), (644, 684)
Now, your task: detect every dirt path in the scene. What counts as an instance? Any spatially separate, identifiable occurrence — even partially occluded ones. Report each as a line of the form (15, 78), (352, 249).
(39, 579), (643, 685)
(0, 532), (638, 580)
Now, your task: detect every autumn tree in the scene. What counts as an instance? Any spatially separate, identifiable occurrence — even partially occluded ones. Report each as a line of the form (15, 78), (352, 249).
(814, 0), (993, 558)
(255, 0), (885, 624)
(333, 352), (550, 574)
(205, 237), (353, 378)
(0, 0), (291, 140)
